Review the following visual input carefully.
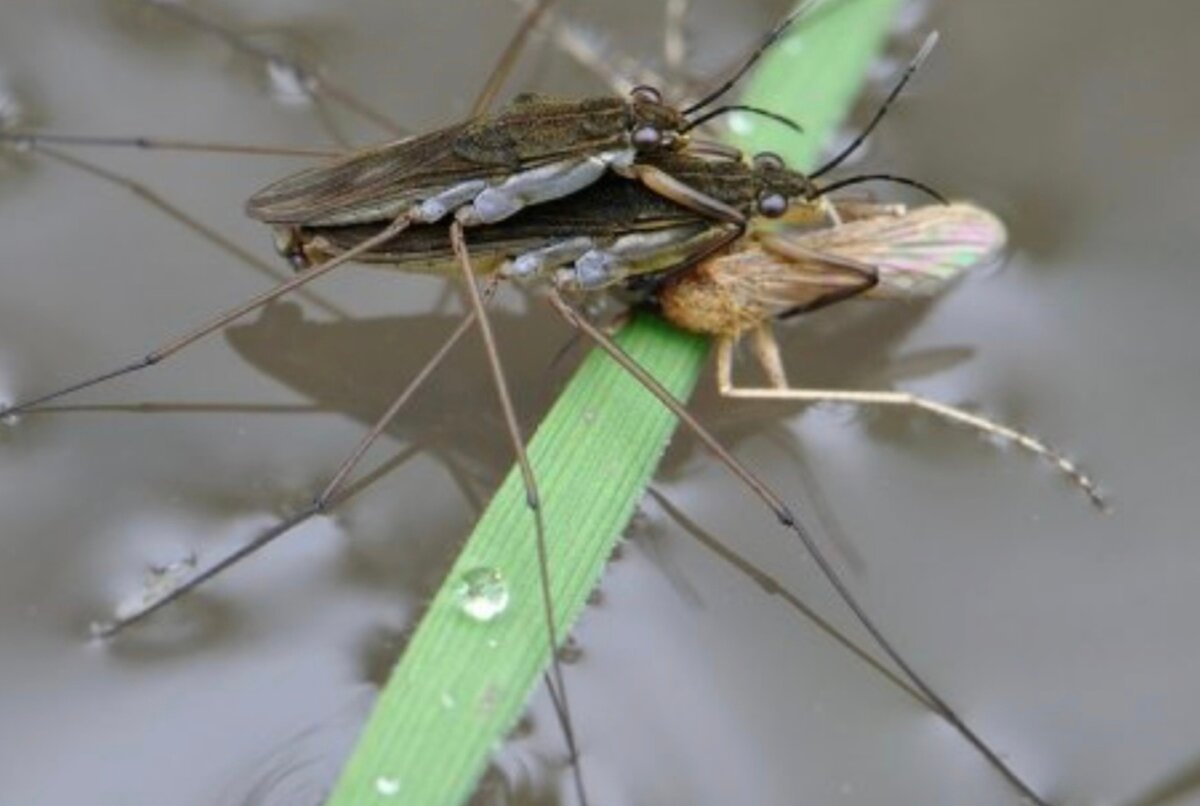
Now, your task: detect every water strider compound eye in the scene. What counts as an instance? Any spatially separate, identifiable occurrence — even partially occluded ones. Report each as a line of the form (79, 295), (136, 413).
(630, 85), (663, 105)
(752, 151), (786, 171)
(757, 192), (788, 218)
(632, 126), (662, 149)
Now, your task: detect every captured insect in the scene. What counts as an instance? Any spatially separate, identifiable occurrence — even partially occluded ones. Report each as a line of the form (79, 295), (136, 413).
(657, 201), (1104, 505)
(0, 2), (1099, 804)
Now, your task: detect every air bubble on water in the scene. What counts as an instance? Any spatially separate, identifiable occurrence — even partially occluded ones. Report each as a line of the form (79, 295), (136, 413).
(88, 620), (115, 640)
(0, 406), (19, 428)
(0, 74), (25, 134)
(453, 567), (510, 622)
(111, 553), (197, 621)
(266, 57), (315, 108)
(374, 775), (401, 797)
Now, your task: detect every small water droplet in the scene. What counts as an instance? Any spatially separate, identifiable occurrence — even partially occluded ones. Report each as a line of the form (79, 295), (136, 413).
(486, 637), (500, 649)
(454, 567), (509, 622)
(374, 775), (401, 797)
(439, 691), (456, 709)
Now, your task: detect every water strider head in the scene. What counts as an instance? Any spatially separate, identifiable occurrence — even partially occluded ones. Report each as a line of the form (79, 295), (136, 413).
(745, 150), (820, 219)
(624, 84), (691, 152)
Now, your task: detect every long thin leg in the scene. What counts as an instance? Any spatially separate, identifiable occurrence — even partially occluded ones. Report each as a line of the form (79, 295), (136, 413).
(545, 289), (1049, 806)
(313, 284), (492, 509)
(471, 0), (558, 116)
(505, 0), (673, 98)
(718, 328), (1106, 508)
(143, 0), (407, 138)
(0, 214), (412, 418)
(449, 223), (589, 806)
(645, 487), (930, 709)
(34, 145), (350, 320)
(619, 162), (746, 224)
(0, 131), (340, 159)
(428, 0), (558, 314)
(93, 305), (484, 636)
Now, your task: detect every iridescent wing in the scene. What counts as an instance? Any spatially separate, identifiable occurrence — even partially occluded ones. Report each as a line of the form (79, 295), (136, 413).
(796, 202), (1008, 297)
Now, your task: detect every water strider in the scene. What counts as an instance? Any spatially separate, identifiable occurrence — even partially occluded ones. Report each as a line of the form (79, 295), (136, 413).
(0, 3), (1094, 801)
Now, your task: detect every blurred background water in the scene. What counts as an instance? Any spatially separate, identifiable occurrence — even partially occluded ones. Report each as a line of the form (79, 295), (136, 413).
(0, 1), (1196, 804)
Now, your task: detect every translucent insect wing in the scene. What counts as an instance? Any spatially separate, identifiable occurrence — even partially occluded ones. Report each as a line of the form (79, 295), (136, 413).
(841, 202), (1008, 296)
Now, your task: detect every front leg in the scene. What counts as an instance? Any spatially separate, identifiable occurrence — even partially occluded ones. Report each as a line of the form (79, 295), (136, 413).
(614, 161), (748, 225)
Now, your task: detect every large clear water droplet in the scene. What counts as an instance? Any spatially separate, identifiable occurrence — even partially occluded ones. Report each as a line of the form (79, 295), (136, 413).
(453, 567), (509, 622)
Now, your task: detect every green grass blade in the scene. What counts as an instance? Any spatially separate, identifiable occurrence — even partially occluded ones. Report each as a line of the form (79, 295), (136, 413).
(330, 1), (901, 803)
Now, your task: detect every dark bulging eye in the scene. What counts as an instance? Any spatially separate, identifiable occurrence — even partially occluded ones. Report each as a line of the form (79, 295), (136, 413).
(632, 126), (662, 149)
(757, 192), (788, 218)
(630, 85), (663, 105)
(752, 151), (785, 171)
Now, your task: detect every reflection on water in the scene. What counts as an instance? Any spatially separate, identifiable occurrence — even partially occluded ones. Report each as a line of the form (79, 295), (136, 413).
(0, 0), (1198, 804)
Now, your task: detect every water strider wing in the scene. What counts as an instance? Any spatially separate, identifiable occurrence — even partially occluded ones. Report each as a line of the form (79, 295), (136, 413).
(246, 95), (637, 227)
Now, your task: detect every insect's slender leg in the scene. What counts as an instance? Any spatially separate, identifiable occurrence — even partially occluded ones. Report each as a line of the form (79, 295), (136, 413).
(471, 0), (558, 117)
(429, 0), (558, 314)
(31, 145), (350, 320)
(313, 283), (491, 511)
(545, 288), (1050, 806)
(505, 0), (673, 98)
(141, 0), (407, 139)
(819, 195), (845, 227)
(0, 214), (412, 419)
(644, 486), (931, 710)
(749, 324), (790, 389)
(93, 303), (486, 637)
(449, 223), (589, 805)
(617, 162), (746, 224)
(0, 131), (340, 159)
(719, 355), (1107, 509)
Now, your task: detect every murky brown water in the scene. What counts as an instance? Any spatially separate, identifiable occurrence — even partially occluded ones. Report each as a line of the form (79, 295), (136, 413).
(0, 1), (1197, 804)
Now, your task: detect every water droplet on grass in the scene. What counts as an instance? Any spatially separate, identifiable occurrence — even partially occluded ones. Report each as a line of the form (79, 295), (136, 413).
(454, 567), (509, 622)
